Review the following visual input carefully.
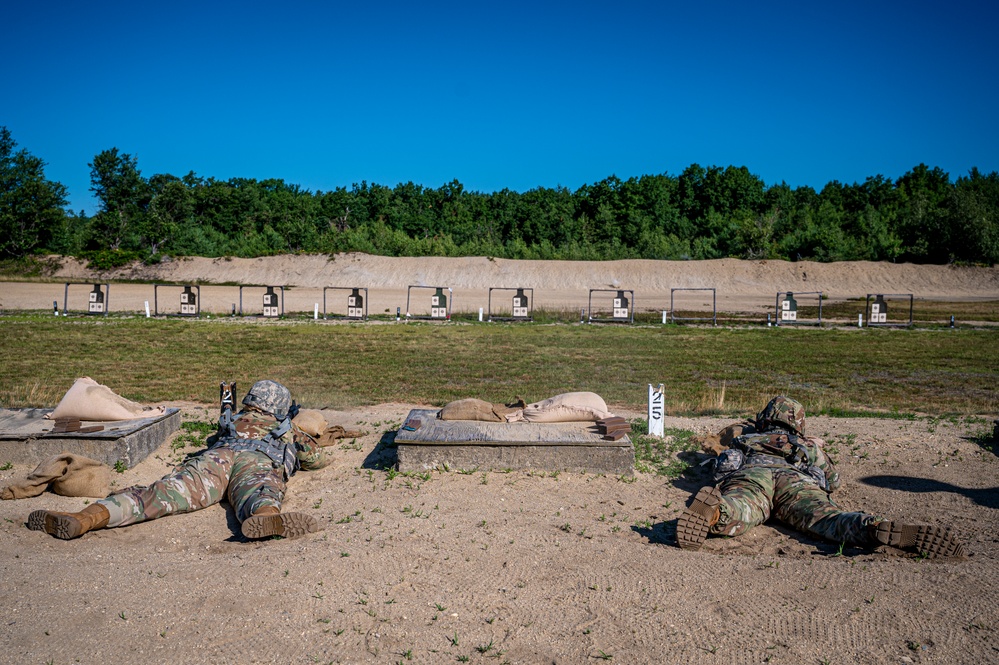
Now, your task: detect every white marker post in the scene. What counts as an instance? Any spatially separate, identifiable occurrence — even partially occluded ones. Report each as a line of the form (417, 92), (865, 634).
(314, 303), (319, 320)
(647, 383), (665, 437)
(479, 307), (483, 322)
(144, 301), (150, 318)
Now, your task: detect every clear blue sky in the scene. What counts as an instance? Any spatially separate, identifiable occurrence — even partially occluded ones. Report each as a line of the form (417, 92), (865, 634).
(4, 1), (997, 215)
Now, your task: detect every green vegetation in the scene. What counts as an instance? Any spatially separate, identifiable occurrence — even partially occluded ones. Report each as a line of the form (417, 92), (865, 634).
(0, 315), (995, 416)
(2, 126), (998, 265)
(631, 422), (700, 477)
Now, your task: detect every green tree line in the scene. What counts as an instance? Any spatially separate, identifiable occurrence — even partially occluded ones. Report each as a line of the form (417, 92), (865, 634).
(3, 126), (997, 266)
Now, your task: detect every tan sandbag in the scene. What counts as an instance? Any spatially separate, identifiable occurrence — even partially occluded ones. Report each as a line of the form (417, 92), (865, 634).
(293, 409), (328, 437)
(46, 377), (166, 421)
(508, 392), (613, 423)
(317, 425), (366, 447)
(695, 421), (757, 455)
(1, 453), (110, 500)
(439, 398), (523, 422)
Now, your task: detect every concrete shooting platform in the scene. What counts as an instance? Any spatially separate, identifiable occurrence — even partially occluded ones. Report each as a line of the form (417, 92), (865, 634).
(394, 408), (635, 475)
(0, 408), (181, 469)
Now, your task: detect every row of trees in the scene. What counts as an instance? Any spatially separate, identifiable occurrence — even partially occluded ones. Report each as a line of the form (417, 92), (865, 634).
(2, 126), (997, 265)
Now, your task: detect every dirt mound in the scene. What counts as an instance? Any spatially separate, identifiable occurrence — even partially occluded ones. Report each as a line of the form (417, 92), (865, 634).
(3, 254), (995, 316)
(49, 253), (999, 299)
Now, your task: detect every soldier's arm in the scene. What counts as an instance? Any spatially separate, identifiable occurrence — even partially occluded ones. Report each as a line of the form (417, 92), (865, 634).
(292, 426), (333, 471)
(809, 437), (841, 492)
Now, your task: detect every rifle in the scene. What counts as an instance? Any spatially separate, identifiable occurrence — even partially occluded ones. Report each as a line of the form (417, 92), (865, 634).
(220, 381), (237, 416)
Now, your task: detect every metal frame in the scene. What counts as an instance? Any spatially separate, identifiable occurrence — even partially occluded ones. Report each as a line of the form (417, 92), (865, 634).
(865, 293), (914, 328)
(669, 287), (717, 325)
(406, 285), (452, 320)
(587, 288), (635, 324)
(323, 286), (369, 321)
(63, 282), (109, 317)
(238, 285), (284, 317)
(153, 284), (201, 317)
(487, 287), (534, 322)
(774, 290), (823, 326)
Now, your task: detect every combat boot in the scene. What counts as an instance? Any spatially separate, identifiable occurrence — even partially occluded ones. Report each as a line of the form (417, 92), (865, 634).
(677, 486), (723, 551)
(28, 503), (110, 540)
(241, 505), (318, 540)
(869, 521), (966, 558)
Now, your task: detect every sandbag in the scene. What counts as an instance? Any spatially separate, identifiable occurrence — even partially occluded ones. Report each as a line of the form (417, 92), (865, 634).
(1, 453), (110, 500)
(439, 398), (523, 422)
(507, 392), (613, 423)
(46, 377), (165, 421)
(694, 421), (757, 455)
(293, 409), (328, 437)
(317, 425), (366, 447)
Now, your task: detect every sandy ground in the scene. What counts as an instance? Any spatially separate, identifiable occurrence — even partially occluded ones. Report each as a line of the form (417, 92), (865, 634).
(1, 403), (997, 665)
(2, 254), (997, 316)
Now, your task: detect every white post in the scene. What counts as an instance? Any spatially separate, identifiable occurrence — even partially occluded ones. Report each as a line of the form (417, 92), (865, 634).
(314, 303), (319, 320)
(662, 310), (667, 324)
(647, 383), (665, 437)
(858, 313), (863, 328)
(144, 301), (150, 318)
(478, 307), (483, 322)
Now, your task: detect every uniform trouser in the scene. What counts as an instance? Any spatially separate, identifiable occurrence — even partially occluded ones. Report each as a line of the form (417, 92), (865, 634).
(711, 466), (878, 545)
(98, 448), (287, 528)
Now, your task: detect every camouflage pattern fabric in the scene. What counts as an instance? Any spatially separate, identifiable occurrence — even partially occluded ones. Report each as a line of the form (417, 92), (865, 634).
(241, 379), (291, 417)
(728, 433), (841, 491)
(756, 396), (806, 435)
(711, 466), (878, 545)
(709, 435), (875, 545)
(99, 411), (330, 528)
(219, 408), (330, 474)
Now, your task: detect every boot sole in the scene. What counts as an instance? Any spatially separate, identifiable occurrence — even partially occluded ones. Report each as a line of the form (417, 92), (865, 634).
(677, 486), (723, 551)
(241, 512), (318, 540)
(873, 521), (966, 558)
(27, 510), (83, 540)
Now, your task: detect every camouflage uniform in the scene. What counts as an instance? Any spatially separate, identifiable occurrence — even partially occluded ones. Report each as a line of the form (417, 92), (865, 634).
(99, 409), (330, 528)
(709, 433), (877, 545)
(678, 396), (966, 558)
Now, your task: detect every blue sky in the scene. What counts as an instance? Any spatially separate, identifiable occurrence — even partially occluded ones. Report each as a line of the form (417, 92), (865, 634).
(4, 1), (997, 214)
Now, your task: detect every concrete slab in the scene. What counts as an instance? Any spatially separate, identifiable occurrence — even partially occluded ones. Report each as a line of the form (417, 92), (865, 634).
(0, 408), (181, 469)
(395, 409), (634, 475)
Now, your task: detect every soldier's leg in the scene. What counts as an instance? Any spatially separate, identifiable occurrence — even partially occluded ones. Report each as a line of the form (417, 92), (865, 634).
(711, 467), (777, 537)
(29, 448), (235, 538)
(226, 452), (318, 539)
(773, 472), (966, 557)
(677, 467), (775, 550)
(99, 448), (235, 527)
(771, 470), (872, 545)
(225, 451), (286, 520)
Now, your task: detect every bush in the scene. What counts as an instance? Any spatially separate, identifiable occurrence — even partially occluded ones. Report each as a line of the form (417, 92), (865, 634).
(81, 249), (141, 270)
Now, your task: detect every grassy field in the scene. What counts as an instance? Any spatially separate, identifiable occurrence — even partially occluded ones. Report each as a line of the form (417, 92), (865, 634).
(2, 313), (996, 417)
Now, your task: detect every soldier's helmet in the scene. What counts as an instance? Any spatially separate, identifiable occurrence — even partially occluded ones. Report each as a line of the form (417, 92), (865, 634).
(756, 396), (806, 435)
(242, 380), (292, 418)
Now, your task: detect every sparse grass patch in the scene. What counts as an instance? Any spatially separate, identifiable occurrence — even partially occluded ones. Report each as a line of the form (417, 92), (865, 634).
(631, 421), (699, 478)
